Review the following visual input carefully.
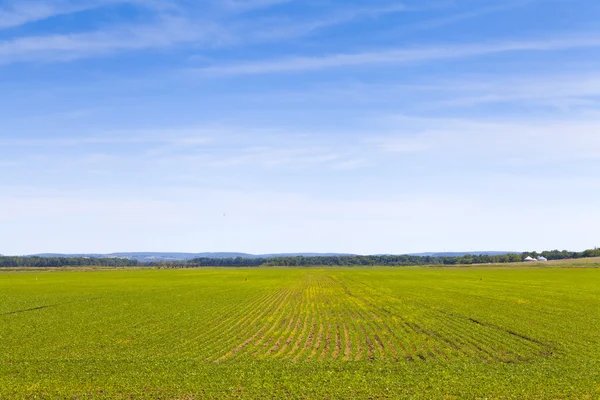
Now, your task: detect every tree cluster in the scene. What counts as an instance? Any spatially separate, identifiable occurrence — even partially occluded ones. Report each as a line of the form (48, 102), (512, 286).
(1, 247), (598, 268)
(0, 256), (140, 268)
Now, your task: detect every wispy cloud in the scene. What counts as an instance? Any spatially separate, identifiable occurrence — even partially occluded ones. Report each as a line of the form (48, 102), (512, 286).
(196, 34), (600, 75)
(0, 129), (212, 147)
(0, 16), (222, 64)
(235, 4), (409, 42)
(373, 115), (600, 163)
(0, 0), (170, 29)
(0, 2), (411, 65)
(425, 73), (600, 110)
(0, 125), (366, 171)
(405, 0), (537, 32)
(220, 0), (296, 12)
(0, 1), (93, 29)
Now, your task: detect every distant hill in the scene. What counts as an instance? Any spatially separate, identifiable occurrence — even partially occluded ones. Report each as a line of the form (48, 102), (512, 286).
(24, 251), (516, 262)
(29, 252), (357, 262)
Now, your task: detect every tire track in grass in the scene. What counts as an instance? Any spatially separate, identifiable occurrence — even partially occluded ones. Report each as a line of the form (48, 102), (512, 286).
(329, 275), (399, 360)
(435, 312), (523, 362)
(379, 315), (414, 361)
(343, 308), (365, 361)
(379, 287), (552, 363)
(362, 309), (426, 361)
(318, 282), (339, 360)
(357, 297), (423, 362)
(405, 320), (448, 362)
(430, 309), (537, 362)
(329, 303), (352, 360)
(415, 320), (475, 362)
(321, 276), (353, 361)
(179, 286), (284, 360)
(339, 286), (381, 361)
(342, 294), (382, 360)
(270, 280), (309, 359)
(371, 299), (479, 362)
(292, 280), (320, 361)
(307, 291), (325, 360)
(167, 287), (278, 359)
(371, 311), (418, 362)
(309, 276), (334, 360)
(367, 311), (400, 361)
(352, 279), (448, 361)
(340, 277), (510, 362)
(234, 284), (300, 360)
(394, 308), (478, 360)
(203, 286), (289, 362)
(363, 306), (403, 361)
(283, 275), (322, 360)
(272, 278), (311, 360)
(215, 285), (297, 362)
(278, 289), (310, 360)
(1, 305), (57, 316)
(432, 312), (507, 362)
(383, 309), (453, 361)
(250, 279), (306, 359)
(350, 300), (391, 360)
(331, 275), (408, 361)
(342, 319), (352, 360)
(464, 315), (551, 357)
(290, 274), (332, 361)
(329, 322), (341, 360)
(324, 275), (366, 360)
(315, 274), (341, 360)
(264, 279), (307, 358)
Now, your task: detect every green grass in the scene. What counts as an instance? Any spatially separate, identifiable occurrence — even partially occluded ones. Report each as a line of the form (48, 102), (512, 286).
(1, 265), (599, 399)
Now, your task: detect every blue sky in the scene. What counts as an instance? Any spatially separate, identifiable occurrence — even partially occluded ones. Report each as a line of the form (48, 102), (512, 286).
(1, 0), (600, 255)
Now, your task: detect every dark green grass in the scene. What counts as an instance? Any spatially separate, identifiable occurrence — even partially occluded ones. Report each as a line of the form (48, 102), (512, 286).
(1, 266), (599, 399)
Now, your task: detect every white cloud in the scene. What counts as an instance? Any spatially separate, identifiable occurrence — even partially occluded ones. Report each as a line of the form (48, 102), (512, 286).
(425, 73), (600, 110)
(373, 115), (600, 163)
(196, 34), (600, 75)
(404, 0), (535, 32)
(220, 0), (295, 12)
(231, 4), (408, 42)
(0, 0), (170, 29)
(0, 1), (96, 29)
(0, 130), (212, 147)
(0, 12), (221, 64)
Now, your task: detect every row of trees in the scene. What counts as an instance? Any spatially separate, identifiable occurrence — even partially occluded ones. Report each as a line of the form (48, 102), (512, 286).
(167, 248), (598, 267)
(1, 248), (598, 268)
(522, 248), (600, 260)
(180, 254), (524, 267)
(0, 257), (140, 268)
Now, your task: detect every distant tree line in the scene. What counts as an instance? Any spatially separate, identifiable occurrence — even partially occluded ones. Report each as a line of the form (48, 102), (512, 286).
(1, 248), (598, 268)
(0, 256), (140, 268)
(522, 248), (600, 260)
(161, 248), (599, 267)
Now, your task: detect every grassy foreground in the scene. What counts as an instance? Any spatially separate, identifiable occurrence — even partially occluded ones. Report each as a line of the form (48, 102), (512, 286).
(1, 264), (599, 399)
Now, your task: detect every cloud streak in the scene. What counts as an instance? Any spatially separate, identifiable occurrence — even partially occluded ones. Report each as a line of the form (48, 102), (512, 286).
(235, 3), (409, 42)
(197, 34), (600, 75)
(373, 115), (600, 164)
(0, 0), (170, 29)
(0, 16), (221, 64)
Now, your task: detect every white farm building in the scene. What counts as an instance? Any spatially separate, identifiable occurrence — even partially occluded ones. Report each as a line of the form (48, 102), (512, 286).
(523, 256), (548, 262)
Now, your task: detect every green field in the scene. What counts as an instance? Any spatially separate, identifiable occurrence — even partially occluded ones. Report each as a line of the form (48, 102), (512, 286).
(1, 264), (599, 399)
